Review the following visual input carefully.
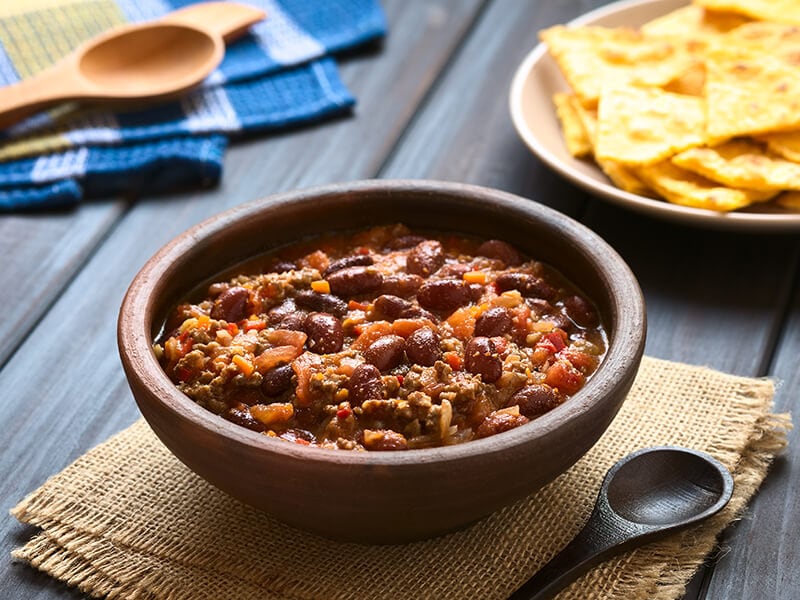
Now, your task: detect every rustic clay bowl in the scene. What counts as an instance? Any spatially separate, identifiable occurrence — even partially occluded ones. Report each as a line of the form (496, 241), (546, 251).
(118, 179), (646, 544)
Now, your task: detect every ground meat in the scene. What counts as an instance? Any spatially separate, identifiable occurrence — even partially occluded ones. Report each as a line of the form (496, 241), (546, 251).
(156, 224), (607, 450)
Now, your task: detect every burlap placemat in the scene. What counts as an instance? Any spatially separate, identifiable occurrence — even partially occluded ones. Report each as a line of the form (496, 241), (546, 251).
(11, 356), (792, 600)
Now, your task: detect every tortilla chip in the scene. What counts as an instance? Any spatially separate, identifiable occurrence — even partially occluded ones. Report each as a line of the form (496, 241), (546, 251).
(672, 139), (800, 190)
(641, 5), (750, 39)
(635, 160), (776, 211)
(599, 159), (654, 196)
(759, 130), (800, 162)
(717, 21), (800, 60)
(694, 0), (800, 25)
(540, 25), (695, 106)
(662, 61), (707, 96)
(776, 191), (800, 208)
(595, 85), (706, 166)
(567, 102), (651, 195)
(553, 93), (593, 158)
(704, 45), (800, 141)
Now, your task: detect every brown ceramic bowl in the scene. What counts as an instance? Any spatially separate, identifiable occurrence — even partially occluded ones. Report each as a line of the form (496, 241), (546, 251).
(118, 179), (646, 544)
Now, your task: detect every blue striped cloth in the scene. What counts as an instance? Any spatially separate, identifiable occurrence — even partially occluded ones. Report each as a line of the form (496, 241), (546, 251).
(0, 0), (386, 210)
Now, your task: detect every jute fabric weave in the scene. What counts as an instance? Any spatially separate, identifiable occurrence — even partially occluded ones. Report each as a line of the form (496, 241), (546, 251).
(11, 356), (791, 599)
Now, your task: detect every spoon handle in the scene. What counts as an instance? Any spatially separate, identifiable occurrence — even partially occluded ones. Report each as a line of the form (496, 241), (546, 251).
(0, 65), (83, 130)
(507, 516), (632, 600)
(163, 2), (266, 42)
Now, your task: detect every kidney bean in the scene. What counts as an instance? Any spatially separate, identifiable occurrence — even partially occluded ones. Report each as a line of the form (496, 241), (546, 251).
(474, 307), (513, 337)
(438, 263), (470, 279)
(364, 335), (406, 371)
(526, 298), (553, 315)
(405, 327), (440, 366)
(347, 363), (383, 406)
(386, 234), (426, 250)
(267, 298), (298, 325)
(210, 286), (250, 322)
(269, 260), (296, 273)
(562, 294), (598, 327)
(475, 411), (529, 438)
(476, 240), (522, 266)
(225, 404), (265, 432)
(279, 312), (308, 332)
(399, 306), (438, 322)
(261, 364), (294, 396)
(304, 312), (344, 354)
(547, 312), (573, 332)
(494, 273), (556, 300)
(464, 336), (502, 382)
(508, 384), (561, 418)
(406, 240), (445, 276)
(327, 266), (383, 296)
(294, 290), (348, 317)
(381, 274), (423, 298)
(373, 294), (412, 320)
(208, 282), (229, 297)
(468, 283), (484, 301)
(417, 280), (471, 312)
(324, 253), (374, 276)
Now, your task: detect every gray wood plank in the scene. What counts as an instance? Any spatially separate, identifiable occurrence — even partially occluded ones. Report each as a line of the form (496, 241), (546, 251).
(702, 272), (800, 599)
(380, 0), (592, 217)
(584, 204), (800, 374)
(0, 202), (126, 366)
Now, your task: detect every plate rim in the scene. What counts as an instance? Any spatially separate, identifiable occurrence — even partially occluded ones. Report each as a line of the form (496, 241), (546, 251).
(509, 0), (800, 232)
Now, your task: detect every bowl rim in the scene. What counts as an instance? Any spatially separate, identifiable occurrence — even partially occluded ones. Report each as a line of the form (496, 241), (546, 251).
(118, 178), (646, 466)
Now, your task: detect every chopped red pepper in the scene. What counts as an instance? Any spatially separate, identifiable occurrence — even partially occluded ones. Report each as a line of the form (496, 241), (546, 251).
(243, 319), (266, 332)
(396, 375), (404, 385)
(336, 407), (352, 420)
(348, 299), (370, 311)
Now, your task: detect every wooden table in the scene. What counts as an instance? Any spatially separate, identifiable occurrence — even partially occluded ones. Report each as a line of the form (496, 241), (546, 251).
(2, 1), (798, 598)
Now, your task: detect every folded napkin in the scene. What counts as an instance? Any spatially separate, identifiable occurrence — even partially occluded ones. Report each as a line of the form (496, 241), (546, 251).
(11, 356), (791, 600)
(0, 0), (387, 210)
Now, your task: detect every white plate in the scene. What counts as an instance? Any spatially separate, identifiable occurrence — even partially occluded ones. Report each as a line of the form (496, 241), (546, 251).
(509, 0), (800, 232)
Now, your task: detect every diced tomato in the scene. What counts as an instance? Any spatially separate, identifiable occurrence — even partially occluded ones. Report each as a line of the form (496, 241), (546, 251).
(266, 329), (307, 349)
(544, 359), (585, 395)
(251, 403), (294, 426)
(535, 330), (566, 355)
(176, 367), (193, 382)
(559, 349), (599, 374)
(292, 352), (322, 407)
(352, 321), (392, 350)
(243, 319), (266, 332)
(446, 306), (479, 340)
(391, 318), (435, 338)
(254, 345), (303, 373)
(443, 351), (462, 371)
(396, 375), (404, 385)
(336, 407), (352, 420)
(226, 323), (240, 336)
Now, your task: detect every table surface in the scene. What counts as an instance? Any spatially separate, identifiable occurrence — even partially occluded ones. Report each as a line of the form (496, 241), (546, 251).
(2, 1), (798, 598)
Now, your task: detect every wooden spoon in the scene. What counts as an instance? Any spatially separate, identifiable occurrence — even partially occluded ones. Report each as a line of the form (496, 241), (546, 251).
(508, 446), (735, 600)
(0, 2), (266, 129)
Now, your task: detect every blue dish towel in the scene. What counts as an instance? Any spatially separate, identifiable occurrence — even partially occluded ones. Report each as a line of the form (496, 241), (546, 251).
(0, 0), (387, 210)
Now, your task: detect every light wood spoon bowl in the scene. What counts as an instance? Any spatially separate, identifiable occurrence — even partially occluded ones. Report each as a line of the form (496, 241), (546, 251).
(0, 2), (265, 129)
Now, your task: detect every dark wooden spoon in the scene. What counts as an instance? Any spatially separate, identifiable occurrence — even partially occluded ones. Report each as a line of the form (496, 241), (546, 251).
(509, 446), (735, 600)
